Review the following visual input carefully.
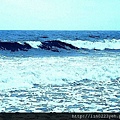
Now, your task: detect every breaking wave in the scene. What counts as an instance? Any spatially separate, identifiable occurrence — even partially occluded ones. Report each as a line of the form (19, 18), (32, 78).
(61, 39), (120, 50)
(0, 39), (120, 54)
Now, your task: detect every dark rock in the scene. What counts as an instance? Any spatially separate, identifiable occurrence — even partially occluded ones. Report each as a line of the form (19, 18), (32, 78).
(38, 40), (79, 52)
(0, 41), (32, 52)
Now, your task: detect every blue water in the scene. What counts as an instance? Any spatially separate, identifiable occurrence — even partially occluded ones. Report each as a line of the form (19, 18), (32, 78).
(0, 30), (120, 112)
(1, 30), (120, 55)
(0, 30), (120, 42)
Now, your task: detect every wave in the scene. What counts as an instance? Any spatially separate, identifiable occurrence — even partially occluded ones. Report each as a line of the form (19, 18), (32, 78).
(0, 41), (32, 52)
(61, 39), (120, 50)
(0, 39), (120, 53)
(0, 40), (79, 52)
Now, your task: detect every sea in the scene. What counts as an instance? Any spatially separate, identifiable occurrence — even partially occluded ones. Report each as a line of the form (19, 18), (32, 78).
(0, 30), (120, 112)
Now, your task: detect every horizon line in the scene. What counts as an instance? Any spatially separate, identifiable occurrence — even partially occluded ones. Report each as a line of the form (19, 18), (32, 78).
(0, 29), (120, 31)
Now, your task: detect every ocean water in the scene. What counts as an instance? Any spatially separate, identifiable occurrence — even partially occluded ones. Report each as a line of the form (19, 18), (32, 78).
(0, 30), (120, 112)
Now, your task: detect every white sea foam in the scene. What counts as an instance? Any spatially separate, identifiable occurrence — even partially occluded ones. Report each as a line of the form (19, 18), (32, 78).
(18, 39), (120, 50)
(25, 41), (42, 48)
(61, 39), (120, 50)
(0, 50), (120, 112)
(0, 55), (120, 90)
(1, 30), (120, 112)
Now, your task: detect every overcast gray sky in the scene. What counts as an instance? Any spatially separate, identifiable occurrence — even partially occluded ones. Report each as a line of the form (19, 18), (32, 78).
(0, 0), (120, 30)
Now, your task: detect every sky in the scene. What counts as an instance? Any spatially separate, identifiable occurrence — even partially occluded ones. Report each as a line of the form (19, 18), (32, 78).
(0, 0), (120, 30)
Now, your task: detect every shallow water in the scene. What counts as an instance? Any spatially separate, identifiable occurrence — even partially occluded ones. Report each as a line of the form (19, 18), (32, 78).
(0, 53), (120, 112)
